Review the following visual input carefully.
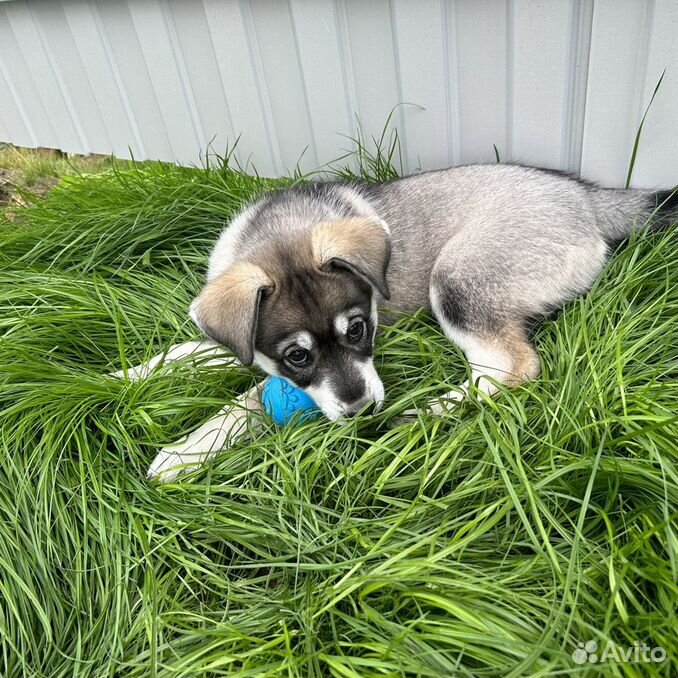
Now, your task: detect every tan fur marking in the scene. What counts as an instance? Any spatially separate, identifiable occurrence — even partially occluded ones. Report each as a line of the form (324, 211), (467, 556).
(488, 326), (541, 387)
(312, 218), (388, 267)
(311, 217), (390, 296)
(192, 261), (273, 363)
(197, 262), (271, 322)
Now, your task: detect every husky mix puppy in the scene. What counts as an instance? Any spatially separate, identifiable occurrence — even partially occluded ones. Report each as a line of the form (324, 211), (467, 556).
(115, 164), (676, 481)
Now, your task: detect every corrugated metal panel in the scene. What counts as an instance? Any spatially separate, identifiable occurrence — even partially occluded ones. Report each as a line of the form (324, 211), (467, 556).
(0, 0), (676, 186)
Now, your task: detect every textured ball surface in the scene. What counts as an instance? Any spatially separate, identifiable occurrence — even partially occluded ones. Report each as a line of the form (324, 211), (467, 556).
(261, 376), (320, 426)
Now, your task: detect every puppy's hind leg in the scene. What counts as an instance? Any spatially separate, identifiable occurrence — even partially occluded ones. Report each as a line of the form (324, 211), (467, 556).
(427, 267), (540, 415)
(428, 322), (540, 414)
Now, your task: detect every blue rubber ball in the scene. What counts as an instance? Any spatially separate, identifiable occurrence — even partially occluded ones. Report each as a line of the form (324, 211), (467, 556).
(261, 376), (320, 426)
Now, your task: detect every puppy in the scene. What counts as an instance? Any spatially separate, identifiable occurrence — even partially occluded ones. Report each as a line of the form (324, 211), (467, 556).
(116, 164), (676, 481)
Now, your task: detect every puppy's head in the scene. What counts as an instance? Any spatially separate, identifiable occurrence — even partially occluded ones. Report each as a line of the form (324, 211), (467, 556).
(190, 217), (390, 420)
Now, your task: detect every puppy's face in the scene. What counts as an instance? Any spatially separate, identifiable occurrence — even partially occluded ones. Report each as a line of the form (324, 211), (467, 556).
(254, 269), (383, 420)
(191, 217), (390, 420)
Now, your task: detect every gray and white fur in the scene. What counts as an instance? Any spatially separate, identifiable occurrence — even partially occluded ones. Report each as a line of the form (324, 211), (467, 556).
(118, 164), (676, 481)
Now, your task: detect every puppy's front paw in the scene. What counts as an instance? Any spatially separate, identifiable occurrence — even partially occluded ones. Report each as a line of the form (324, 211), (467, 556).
(147, 447), (195, 483)
(111, 364), (151, 381)
(147, 408), (250, 482)
(426, 389), (466, 415)
(145, 385), (262, 483)
(147, 433), (221, 482)
(394, 387), (467, 424)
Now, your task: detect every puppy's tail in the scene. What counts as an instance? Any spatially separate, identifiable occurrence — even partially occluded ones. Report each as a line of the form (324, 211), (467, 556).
(592, 186), (678, 243)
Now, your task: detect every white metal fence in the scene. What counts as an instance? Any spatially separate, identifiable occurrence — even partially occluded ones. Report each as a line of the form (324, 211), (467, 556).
(0, 0), (676, 187)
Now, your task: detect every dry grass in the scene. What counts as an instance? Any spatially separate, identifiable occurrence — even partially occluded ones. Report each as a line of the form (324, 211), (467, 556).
(0, 144), (133, 212)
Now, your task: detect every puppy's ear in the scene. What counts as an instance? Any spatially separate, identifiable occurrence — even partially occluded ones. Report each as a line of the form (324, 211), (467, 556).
(190, 261), (273, 365)
(312, 217), (391, 299)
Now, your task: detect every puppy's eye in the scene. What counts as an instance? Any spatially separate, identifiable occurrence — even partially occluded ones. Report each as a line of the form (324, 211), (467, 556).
(285, 348), (311, 367)
(346, 318), (365, 342)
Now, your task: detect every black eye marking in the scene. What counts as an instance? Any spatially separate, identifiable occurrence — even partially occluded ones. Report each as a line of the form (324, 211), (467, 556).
(346, 318), (366, 343)
(285, 348), (311, 368)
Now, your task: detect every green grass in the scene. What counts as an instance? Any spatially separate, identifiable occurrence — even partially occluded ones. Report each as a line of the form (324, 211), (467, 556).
(0, 156), (676, 678)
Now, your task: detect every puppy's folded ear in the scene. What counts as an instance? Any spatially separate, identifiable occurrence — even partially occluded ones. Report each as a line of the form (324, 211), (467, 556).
(190, 261), (273, 365)
(312, 217), (391, 299)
